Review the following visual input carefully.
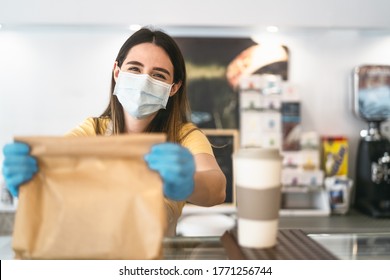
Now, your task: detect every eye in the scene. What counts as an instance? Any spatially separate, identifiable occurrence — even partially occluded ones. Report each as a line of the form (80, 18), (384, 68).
(126, 66), (141, 73)
(152, 72), (168, 81)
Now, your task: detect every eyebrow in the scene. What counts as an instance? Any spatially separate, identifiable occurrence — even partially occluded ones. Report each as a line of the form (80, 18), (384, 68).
(125, 61), (171, 77)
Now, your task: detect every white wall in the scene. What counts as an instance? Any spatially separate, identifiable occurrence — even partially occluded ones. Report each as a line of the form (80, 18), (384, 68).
(0, 29), (124, 136)
(1, 0), (390, 182)
(1, 0), (390, 29)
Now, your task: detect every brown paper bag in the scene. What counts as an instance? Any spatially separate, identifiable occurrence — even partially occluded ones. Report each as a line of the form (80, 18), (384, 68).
(12, 134), (167, 260)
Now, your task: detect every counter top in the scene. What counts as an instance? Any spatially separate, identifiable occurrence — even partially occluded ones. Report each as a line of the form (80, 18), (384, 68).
(1, 231), (390, 260)
(170, 209), (390, 260)
(1, 208), (390, 260)
(163, 231), (390, 260)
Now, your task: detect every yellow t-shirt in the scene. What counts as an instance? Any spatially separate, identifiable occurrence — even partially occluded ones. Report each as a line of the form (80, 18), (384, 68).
(66, 117), (214, 236)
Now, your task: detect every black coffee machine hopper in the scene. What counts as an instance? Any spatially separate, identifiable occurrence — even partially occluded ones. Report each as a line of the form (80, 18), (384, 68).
(352, 65), (390, 218)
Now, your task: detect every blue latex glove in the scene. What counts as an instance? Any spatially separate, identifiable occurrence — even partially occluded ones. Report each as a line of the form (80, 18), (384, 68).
(145, 143), (195, 201)
(2, 142), (38, 197)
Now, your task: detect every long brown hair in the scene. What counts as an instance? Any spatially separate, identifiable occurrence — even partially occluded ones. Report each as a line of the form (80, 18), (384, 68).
(98, 27), (191, 142)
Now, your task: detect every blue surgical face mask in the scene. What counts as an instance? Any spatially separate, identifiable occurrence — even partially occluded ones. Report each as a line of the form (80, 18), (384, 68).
(113, 71), (173, 119)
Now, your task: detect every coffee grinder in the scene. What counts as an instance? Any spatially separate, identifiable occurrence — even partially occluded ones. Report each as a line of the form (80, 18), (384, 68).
(353, 65), (390, 218)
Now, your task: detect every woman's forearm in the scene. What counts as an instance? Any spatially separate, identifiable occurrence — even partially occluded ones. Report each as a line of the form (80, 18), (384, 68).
(187, 169), (226, 207)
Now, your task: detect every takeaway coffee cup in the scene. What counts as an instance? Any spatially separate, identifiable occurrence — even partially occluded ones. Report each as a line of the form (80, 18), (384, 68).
(233, 148), (282, 248)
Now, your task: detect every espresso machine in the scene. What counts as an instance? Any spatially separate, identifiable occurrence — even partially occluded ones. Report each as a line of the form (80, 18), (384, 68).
(353, 65), (390, 217)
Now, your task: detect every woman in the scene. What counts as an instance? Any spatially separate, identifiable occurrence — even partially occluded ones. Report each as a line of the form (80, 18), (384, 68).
(2, 27), (226, 236)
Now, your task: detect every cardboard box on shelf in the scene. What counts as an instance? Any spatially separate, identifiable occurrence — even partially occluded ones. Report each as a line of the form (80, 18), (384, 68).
(282, 151), (301, 169)
(281, 102), (301, 151)
(239, 90), (262, 110)
(260, 132), (282, 149)
(282, 168), (324, 187)
(321, 136), (349, 177)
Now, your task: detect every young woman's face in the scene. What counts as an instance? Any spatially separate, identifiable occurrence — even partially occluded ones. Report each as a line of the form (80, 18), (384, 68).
(113, 42), (182, 130)
(114, 42), (181, 96)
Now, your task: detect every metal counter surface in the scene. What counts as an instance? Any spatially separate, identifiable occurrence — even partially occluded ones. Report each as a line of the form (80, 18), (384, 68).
(1, 209), (390, 260)
(1, 232), (390, 260)
(162, 232), (390, 260)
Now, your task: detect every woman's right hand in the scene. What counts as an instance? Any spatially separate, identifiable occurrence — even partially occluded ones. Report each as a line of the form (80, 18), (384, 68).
(2, 142), (38, 197)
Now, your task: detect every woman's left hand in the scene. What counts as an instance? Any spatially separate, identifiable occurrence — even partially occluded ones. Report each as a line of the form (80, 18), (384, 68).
(145, 143), (195, 201)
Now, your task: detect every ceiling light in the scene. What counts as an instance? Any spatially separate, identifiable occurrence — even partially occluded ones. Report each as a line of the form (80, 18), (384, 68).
(129, 24), (142, 31)
(266, 26), (279, 33)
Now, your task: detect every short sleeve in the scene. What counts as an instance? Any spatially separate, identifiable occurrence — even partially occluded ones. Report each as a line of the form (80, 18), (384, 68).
(179, 123), (214, 156)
